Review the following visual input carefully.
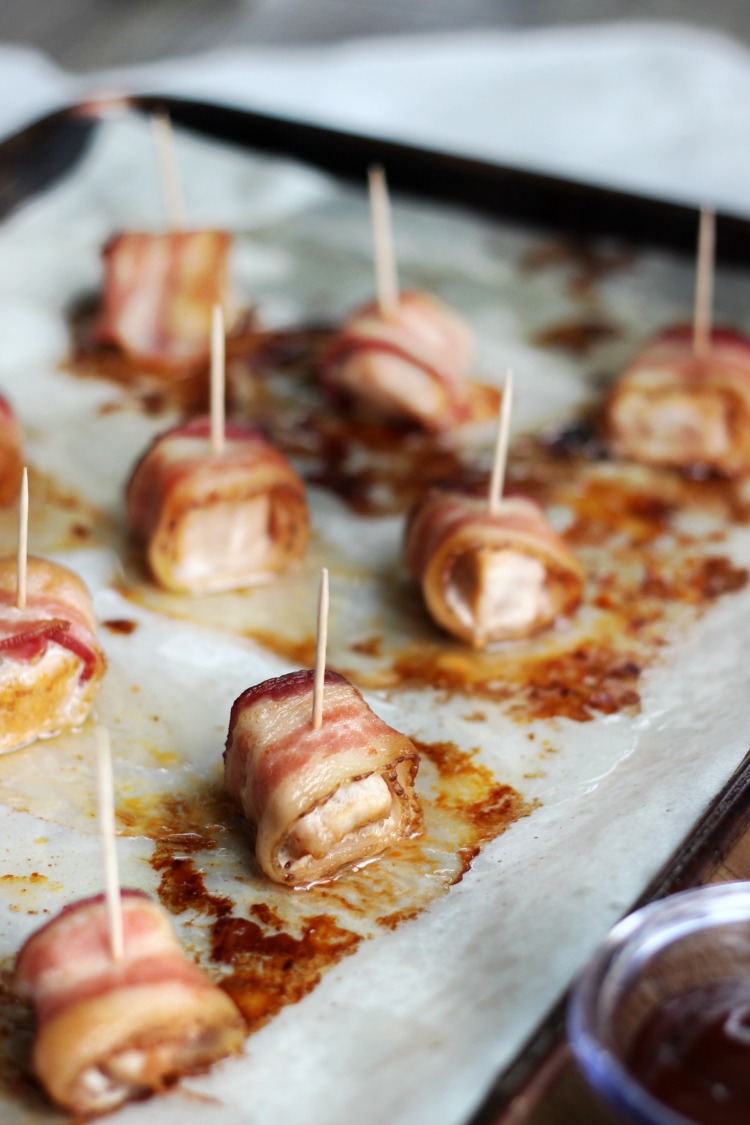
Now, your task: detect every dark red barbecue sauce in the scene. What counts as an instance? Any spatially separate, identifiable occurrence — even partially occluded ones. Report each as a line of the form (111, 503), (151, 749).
(627, 979), (750, 1124)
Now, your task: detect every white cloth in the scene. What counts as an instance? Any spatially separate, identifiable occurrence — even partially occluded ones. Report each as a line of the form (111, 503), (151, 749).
(2, 23), (750, 214)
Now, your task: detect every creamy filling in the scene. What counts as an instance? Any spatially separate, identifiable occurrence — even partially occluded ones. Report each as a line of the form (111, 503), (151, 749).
(617, 388), (730, 463)
(77, 1028), (227, 1112)
(78, 1045), (174, 1112)
(283, 774), (394, 863)
(79, 1062), (137, 1112)
(447, 549), (549, 637)
(173, 495), (271, 586)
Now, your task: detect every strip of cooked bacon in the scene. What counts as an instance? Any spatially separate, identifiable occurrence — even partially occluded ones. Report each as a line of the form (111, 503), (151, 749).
(607, 324), (750, 474)
(405, 489), (584, 647)
(225, 669), (422, 886)
(96, 231), (231, 371)
(319, 289), (473, 431)
(0, 393), (23, 507)
(0, 556), (107, 754)
(14, 891), (244, 1115)
(126, 417), (309, 595)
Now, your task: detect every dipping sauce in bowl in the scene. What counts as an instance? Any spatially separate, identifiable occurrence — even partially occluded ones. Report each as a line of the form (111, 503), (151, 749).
(628, 978), (750, 1123)
(567, 883), (750, 1125)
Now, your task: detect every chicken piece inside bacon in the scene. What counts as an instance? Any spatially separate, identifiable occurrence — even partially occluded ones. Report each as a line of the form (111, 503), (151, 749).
(0, 556), (107, 754)
(97, 230), (231, 371)
(224, 669), (422, 886)
(126, 417), (309, 595)
(319, 289), (473, 431)
(14, 892), (244, 1115)
(0, 393), (23, 507)
(405, 490), (584, 647)
(607, 325), (750, 474)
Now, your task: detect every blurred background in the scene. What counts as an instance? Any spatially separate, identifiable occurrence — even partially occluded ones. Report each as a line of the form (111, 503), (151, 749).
(4, 0), (750, 71)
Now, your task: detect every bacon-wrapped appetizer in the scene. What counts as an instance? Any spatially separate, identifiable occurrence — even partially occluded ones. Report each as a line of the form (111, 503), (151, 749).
(126, 417), (309, 595)
(225, 669), (422, 887)
(0, 556), (107, 754)
(319, 289), (473, 431)
(14, 891), (244, 1115)
(97, 231), (231, 371)
(607, 325), (750, 474)
(0, 393), (23, 507)
(405, 490), (584, 647)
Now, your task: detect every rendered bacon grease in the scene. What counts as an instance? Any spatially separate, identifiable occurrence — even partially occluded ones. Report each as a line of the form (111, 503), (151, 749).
(126, 417), (309, 595)
(0, 394), (23, 507)
(0, 555), (107, 753)
(319, 289), (473, 431)
(14, 892), (244, 1115)
(607, 325), (750, 474)
(405, 490), (584, 648)
(224, 669), (422, 886)
(97, 231), (231, 371)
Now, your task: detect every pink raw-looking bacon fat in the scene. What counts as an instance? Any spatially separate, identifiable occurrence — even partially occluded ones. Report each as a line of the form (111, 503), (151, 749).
(0, 556), (106, 754)
(126, 417), (309, 595)
(14, 892), (244, 1115)
(607, 324), (750, 474)
(319, 289), (473, 431)
(97, 230), (231, 371)
(405, 490), (584, 647)
(0, 392), (23, 506)
(225, 669), (422, 886)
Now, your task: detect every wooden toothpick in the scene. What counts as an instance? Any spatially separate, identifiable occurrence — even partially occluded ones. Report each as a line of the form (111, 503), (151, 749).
(16, 467), (28, 609)
(368, 165), (399, 319)
(312, 567), (330, 730)
(151, 111), (186, 231)
(488, 370), (514, 515)
(210, 304), (226, 457)
(95, 726), (124, 962)
(693, 206), (715, 360)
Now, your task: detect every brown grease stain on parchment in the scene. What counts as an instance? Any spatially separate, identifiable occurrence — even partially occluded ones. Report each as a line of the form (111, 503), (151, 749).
(67, 302), (750, 724)
(0, 738), (527, 1107)
(115, 739), (531, 1034)
(0, 465), (114, 559)
(68, 309), (499, 517)
(531, 318), (620, 357)
(521, 237), (632, 357)
(520, 237), (635, 301)
(117, 433), (749, 724)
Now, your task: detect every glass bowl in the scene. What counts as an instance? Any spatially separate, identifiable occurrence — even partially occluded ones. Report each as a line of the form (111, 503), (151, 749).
(567, 882), (750, 1124)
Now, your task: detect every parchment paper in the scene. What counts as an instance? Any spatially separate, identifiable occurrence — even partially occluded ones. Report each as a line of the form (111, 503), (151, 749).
(1, 115), (749, 1125)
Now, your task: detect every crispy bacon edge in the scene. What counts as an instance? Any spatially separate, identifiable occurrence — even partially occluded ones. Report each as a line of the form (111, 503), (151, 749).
(0, 556), (107, 754)
(404, 488), (584, 646)
(224, 669), (422, 886)
(96, 230), (231, 371)
(13, 891), (244, 1115)
(318, 289), (473, 430)
(607, 323), (750, 474)
(125, 416), (309, 594)
(0, 557), (104, 685)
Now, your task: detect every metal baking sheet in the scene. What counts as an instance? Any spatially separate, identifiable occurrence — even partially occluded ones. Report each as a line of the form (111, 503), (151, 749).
(1, 102), (750, 1125)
